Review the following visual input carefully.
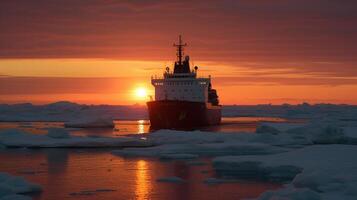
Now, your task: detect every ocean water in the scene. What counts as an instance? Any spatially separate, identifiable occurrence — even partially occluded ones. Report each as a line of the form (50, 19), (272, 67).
(0, 149), (280, 200)
(0, 117), (304, 137)
(0, 117), (301, 199)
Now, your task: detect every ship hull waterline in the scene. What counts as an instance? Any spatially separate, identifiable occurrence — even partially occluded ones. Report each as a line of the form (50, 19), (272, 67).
(147, 100), (221, 129)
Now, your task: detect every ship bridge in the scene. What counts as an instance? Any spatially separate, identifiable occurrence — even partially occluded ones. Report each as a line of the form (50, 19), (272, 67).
(151, 36), (218, 105)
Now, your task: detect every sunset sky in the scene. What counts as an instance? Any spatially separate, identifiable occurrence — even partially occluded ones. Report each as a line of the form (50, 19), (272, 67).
(1, 0), (357, 105)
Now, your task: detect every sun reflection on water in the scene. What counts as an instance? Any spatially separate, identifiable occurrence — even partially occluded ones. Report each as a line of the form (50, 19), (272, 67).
(135, 160), (151, 200)
(137, 120), (145, 134)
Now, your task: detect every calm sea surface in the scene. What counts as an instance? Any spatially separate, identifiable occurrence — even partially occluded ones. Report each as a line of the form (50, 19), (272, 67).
(0, 117), (302, 199)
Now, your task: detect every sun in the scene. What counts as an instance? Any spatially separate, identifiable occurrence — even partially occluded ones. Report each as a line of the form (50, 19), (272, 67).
(135, 87), (148, 99)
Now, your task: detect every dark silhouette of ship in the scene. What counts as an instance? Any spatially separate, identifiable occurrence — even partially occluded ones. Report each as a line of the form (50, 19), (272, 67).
(147, 36), (221, 129)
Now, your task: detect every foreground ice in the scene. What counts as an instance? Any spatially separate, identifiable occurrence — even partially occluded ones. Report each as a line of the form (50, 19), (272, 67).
(0, 172), (41, 200)
(112, 130), (289, 158)
(213, 145), (357, 200)
(0, 129), (151, 148)
(113, 120), (357, 158)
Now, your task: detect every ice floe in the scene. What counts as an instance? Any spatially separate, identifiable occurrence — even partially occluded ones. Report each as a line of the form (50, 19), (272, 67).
(112, 121), (357, 158)
(0, 129), (151, 148)
(2, 102), (357, 123)
(0, 172), (41, 200)
(257, 186), (321, 200)
(112, 130), (288, 158)
(0, 101), (147, 122)
(213, 145), (357, 200)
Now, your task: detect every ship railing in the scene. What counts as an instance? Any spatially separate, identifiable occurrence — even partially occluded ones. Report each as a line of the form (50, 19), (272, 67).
(151, 74), (211, 80)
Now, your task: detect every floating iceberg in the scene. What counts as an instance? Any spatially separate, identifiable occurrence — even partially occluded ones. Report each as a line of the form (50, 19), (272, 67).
(112, 129), (288, 158)
(0, 172), (42, 200)
(213, 145), (357, 199)
(257, 186), (321, 200)
(0, 101), (148, 122)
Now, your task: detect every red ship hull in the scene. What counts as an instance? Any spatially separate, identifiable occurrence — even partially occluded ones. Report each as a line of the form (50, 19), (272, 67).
(147, 100), (221, 129)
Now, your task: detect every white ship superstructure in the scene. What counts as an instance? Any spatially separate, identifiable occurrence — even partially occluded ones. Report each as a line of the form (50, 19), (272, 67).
(147, 36), (221, 129)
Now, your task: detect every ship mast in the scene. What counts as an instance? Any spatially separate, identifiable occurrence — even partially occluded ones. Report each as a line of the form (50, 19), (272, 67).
(173, 35), (187, 65)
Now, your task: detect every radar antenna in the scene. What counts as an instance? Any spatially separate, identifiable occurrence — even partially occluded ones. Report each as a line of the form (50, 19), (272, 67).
(173, 35), (187, 65)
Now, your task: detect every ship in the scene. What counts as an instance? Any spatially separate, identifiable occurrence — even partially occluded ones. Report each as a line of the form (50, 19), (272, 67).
(147, 36), (221, 129)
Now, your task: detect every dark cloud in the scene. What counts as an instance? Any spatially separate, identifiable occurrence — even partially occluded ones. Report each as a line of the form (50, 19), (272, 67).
(0, 76), (147, 95)
(0, 75), (356, 97)
(214, 76), (357, 86)
(0, 0), (357, 78)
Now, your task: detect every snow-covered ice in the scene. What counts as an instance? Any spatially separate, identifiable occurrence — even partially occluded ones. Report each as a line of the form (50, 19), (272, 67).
(0, 101), (147, 122)
(0, 172), (41, 200)
(0, 129), (151, 148)
(2, 101), (357, 123)
(213, 145), (357, 200)
(257, 186), (321, 200)
(112, 130), (288, 157)
(1, 102), (357, 199)
(113, 121), (357, 158)
(111, 121), (357, 199)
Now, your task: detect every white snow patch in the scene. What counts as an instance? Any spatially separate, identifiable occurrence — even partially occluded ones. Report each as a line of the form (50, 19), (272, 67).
(112, 129), (306, 158)
(213, 145), (357, 199)
(257, 186), (322, 200)
(257, 122), (357, 145)
(257, 122), (305, 133)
